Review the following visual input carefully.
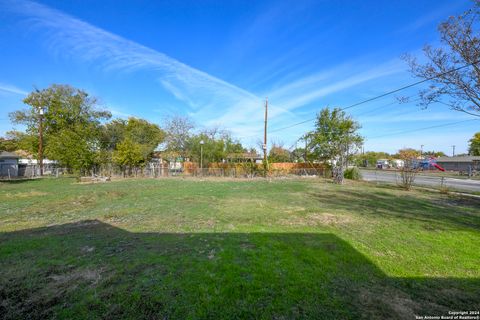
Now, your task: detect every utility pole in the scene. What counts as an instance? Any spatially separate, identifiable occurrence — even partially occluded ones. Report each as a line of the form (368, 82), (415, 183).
(304, 135), (308, 162)
(200, 140), (204, 175)
(420, 144), (424, 158)
(451, 145), (456, 157)
(263, 97), (268, 162)
(38, 107), (44, 176)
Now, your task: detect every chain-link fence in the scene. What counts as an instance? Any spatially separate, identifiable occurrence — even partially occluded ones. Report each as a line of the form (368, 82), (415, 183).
(0, 164), (62, 180)
(76, 163), (326, 180)
(2, 162), (326, 181)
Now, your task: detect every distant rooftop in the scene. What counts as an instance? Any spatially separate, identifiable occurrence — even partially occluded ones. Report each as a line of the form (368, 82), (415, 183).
(226, 152), (262, 160)
(0, 151), (20, 159)
(436, 156), (480, 162)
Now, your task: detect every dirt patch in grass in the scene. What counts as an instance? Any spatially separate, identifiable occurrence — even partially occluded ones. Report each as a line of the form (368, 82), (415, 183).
(104, 190), (127, 199)
(50, 268), (103, 286)
(3, 191), (49, 198)
(284, 206), (307, 214)
(311, 213), (352, 225)
(70, 194), (97, 206)
(279, 212), (353, 227)
(1, 266), (107, 320)
(219, 197), (269, 210)
(432, 195), (480, 208)
(358, 286), (447, 319)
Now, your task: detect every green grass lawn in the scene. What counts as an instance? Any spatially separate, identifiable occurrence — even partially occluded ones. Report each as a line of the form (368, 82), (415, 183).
(1, 177), (479, 319)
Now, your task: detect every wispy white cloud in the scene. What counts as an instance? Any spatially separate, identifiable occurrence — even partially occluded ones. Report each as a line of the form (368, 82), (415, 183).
(208, 60), (406, 141)
(0, 83), (28, 96)
(1, 0), (409, 146)
(2, 0), (262, 106)
(268, 60), (404, 110)
(2, 0), (271, 140)
(399, 2), (466, 34)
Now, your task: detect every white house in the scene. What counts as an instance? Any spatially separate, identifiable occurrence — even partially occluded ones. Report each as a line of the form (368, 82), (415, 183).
(376, 159), (390, 169)
(391, 159), (404, 168)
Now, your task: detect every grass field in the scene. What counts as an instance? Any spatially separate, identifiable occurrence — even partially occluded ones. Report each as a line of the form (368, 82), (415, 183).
(1, 177), (479, 319)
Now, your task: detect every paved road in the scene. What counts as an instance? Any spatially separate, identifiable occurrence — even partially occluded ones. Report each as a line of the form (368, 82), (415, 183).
(360, 169), (480, 193)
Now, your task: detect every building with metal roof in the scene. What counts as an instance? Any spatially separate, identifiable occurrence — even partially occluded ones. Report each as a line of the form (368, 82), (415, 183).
(436, 156), (480, 172)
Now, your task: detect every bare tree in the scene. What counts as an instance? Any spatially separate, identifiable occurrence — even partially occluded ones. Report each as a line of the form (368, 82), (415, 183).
(404, 1), (480, 117)
(201, 125), (230, 141)
(162, 115), (195, 158)
(397, 148), (421, 191)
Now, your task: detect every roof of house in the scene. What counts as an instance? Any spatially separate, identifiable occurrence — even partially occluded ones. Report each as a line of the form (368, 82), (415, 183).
(0, 151), (20, 159)
(436, 156), (480, 163)
(226, 152), (262, 160)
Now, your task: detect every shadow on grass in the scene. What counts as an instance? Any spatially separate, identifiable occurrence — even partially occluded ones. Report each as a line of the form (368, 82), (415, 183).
(0, 178), (42, 184)
(309, 186), (480, 231)
(0, 220), (478, 319)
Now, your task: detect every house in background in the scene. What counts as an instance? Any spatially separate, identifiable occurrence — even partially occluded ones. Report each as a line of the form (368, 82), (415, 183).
(436, 156), (480, 172)
(0, 151), (20, 177)
(390, 159), (404, 168)
(376, 159), (390, 169)
(226, 152), (263, 164)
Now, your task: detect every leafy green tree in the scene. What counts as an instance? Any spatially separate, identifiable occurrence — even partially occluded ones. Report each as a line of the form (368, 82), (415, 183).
(125, 118), (165, 160)
(469, 132), (480, 155)
(0, 133), (23, 152)
(100, 119), (128, 152)
(102, 118), (165, 157)
(392, 149), (421, 159)
(10, 84), (111, 171)
(352, 151), (391, 167)
(113, 138), (144, 176)
(290, 137), (314, 163)
(309, 107), (363, 183)
(46, 129), (96, 172)
(188, 130), (245, 165)
(223, 135), (245, 158)
(290, 148), (303, 162)
(268, 142), (291, 163)
(4, 131), (39, 155)
(101, 117), (165, 167)
(423, 150), (446, 157)
(0, 138), (11, 152)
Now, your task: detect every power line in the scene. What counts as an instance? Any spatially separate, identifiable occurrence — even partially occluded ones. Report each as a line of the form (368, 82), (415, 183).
(367, 118), (479, 140)
(354, 96), (422, 117)
(268, 96), (418, 135)
(266, 59), (480, 134)
(269, 118), (315, 134)
(342, 60), (479, 110)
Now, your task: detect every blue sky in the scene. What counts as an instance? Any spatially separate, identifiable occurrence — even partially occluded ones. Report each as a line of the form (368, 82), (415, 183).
(0, 0), (478, 154)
